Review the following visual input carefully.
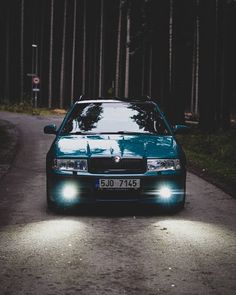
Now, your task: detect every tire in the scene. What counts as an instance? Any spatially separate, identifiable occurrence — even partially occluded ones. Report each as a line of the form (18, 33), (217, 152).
(47, 194), (56, 211)
(46, 178), (58, 211)
(46, 186), (57, 211)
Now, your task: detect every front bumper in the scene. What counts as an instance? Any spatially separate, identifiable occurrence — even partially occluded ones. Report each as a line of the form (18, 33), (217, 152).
(47, 170), (186, 206)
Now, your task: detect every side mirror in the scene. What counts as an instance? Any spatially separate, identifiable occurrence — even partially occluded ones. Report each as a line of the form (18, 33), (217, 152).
(44, 124), (57, 135)
(173, 124), (190, 135)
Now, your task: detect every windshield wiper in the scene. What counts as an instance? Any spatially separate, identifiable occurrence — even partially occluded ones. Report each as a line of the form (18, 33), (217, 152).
(115, 131), (157, 135)
(62, 131), (158, 136)
(63, 131), (98, 135)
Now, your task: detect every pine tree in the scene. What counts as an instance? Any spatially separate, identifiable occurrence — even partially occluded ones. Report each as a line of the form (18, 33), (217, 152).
(59, 0), (67, 108)
(48, 0), (54, 108)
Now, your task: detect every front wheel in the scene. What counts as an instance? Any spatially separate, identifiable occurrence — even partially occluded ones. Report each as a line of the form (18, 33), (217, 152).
(46, 183), (58, 211)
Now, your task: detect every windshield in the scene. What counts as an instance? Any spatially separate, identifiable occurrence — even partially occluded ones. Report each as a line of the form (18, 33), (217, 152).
(60, 102), (170, 135)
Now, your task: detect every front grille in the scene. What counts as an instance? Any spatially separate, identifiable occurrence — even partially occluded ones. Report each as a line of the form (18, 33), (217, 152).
(89, 157), (146, 174)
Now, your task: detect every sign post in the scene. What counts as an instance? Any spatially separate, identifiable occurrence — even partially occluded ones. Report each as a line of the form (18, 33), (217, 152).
(32, 76), (40, 108)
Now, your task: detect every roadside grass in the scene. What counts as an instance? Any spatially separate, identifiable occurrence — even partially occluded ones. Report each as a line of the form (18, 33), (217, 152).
(0, 123), (17, 165)
(177, 126), (236, 196)
(0, 125), (11, 150)
(0, 102), (67, 116)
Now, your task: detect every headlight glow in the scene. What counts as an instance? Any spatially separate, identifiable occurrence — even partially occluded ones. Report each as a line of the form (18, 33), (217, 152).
(159, 187), (172, 199)
(147, 159), (181, 172)
(62, 185), (77, 200)
(53, 158), (88, 172)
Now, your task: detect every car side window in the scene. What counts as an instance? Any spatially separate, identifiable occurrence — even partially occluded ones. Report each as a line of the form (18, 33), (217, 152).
(154, 116), (169, 135)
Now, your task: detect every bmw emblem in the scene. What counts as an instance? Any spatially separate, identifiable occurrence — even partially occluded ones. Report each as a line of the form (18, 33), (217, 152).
(114, 156), (121, 163)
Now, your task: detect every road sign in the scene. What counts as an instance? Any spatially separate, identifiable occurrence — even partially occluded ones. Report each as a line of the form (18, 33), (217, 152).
(32, 88), (40, 92)
(32, 77), (40, 84)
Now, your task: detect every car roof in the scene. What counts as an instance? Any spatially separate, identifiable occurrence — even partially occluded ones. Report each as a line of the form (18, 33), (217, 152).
(74, 99), (155, 104)
(73, 96), (156, 105)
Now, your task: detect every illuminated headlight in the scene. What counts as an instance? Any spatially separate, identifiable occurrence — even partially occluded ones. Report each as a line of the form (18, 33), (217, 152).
(62, 184), (77, 200)
(159, 187), (172, 199)
(147, 159), (181, 172)
(53, 158), (88, 172)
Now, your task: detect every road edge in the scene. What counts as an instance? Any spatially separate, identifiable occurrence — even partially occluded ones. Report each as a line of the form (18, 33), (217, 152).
(187, 165), (236, 198)
(0, 119), (19, 180)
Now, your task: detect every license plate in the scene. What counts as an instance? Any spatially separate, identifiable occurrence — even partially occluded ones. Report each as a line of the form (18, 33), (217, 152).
(96, 179), (140, 189)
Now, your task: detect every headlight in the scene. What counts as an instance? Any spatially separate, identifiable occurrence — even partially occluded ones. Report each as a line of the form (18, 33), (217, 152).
(53, 158), (88, 172)
(147, 159), (181, 171)
(159, 187), (172, 198)
(62, 184), (78, 200)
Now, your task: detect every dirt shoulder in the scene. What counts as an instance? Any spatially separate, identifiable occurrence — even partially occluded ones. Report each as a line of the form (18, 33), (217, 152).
(0, 119), (19, 179)
(187, 164), (236, 198)
(177, 128), (236, 199)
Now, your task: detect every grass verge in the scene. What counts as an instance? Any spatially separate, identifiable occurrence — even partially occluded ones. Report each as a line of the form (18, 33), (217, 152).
(0, 120), (19, 178)
(177, 126), (236, 197)
(0, 125), (12, 157)
(0, 102), (67, 116)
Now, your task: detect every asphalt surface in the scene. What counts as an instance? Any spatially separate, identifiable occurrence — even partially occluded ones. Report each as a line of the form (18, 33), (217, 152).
(0, 111), (235, 295)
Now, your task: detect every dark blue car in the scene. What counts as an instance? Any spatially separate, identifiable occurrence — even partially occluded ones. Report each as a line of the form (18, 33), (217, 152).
(44, 97), (188, 212)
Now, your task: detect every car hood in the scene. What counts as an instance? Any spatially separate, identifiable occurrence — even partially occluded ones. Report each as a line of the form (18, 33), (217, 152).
(55, 134), (180, 158)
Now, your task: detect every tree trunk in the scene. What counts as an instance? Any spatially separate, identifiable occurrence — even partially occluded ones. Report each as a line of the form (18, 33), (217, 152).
(48, 0), (54, 108)
(170, 0), (195, 124)
(71, 0), (77, 104)
(98, 0), (104, 97)
(59, 0), (67, 109)
(149, 45), (152, 96)
(20, 0), (24, 102)
(169, 0), (173, 95)
(217, 0), (230, 130)
(199, 0), (218, 131)
(124, 4), (130, 98)
(5, 8), (10, 103)
(115, 0), (122, 97)
(191, 0), (200, 116)
(194, 3), (200, 116)
(141, 47), (145, 96)
(190, 24), (196, 114)
(82, 0), (87, 95)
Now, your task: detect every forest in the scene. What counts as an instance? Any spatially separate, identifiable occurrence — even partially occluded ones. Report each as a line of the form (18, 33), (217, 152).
(0, 0), (236, 131)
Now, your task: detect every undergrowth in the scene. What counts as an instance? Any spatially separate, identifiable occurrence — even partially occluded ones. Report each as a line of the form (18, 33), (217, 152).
(177, 126), (236, 196)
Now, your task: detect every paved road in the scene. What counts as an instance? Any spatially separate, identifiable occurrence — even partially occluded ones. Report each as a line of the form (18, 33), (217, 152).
(0, 111), (235, 295)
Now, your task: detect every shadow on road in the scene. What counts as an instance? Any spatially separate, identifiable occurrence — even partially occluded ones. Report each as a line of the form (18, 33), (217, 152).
(46, 203), (181, 218)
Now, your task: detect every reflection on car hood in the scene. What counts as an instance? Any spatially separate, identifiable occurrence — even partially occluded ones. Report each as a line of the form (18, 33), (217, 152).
(55, 134), (180, 158)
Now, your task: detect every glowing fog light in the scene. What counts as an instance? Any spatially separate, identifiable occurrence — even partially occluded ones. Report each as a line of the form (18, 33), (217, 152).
(159, 187), (172, 199)
(62, 185), (77, 200)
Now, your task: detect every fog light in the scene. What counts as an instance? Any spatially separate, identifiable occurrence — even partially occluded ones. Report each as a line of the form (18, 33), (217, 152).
(62, 185), (77, 200)
(159, 187), (172, 199)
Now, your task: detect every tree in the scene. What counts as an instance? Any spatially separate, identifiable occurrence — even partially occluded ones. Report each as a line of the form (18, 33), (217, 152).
(115, 0), (123, 97)
(190, 0), (200, 116)
(48, 0), (54, 108)
(70, 0), (77, 104)
(198, 0), (231, 131)
(20, 0), (24, 102)
(98, 0), (104, 97)
(0, 0), (235, 122)
(4, 2), (10, 103)
(214, 0), (232, 130)
(59, 0), (67, 108)
(170, 0), (195, 124)
(82, 0), (87, 94)
(124, 2), (131, 98)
